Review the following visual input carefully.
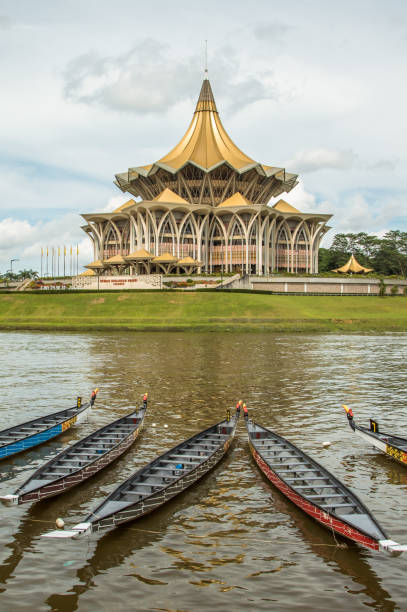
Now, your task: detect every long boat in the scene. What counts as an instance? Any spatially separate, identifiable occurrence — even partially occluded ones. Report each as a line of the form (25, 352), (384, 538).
(344, 405), (407, 467)
(0, 393), (96, 460)
(245, 414), (407, 555)
(42, 408), (239, 539)
(0, 398), (147, 506)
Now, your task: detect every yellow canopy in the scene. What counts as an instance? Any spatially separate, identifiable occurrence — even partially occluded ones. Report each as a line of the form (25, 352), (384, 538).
(153, 188), (189, 204)
(84, 260), (105, 269)
(177, 256), (201, 266)
(125, 248), (154, 260)
(217, 192), (252, 208)
(104, 254), (127, 265)
(79, 268), (96, 276)
(333, 254), (373, 274)
(113, 199), (136, 213)
(272, 199), (300, 214)
(151, 252), (178, 263)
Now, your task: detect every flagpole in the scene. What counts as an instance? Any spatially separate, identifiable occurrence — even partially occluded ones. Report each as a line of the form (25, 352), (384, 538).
(64, 246), (66, 278)
(58, 247), (60, 277)
(76, 245), (79, 276)
(46, 247), (49, 277)
(41, 248), (43, 278)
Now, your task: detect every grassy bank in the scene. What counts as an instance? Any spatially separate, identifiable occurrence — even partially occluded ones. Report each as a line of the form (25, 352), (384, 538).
(0, 292), (406, 333)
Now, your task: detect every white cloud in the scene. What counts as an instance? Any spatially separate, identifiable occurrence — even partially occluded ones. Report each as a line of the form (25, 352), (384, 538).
(0, 214), (93, 273)
(62, 40), (277, 115)
(286, 149), (357, 173)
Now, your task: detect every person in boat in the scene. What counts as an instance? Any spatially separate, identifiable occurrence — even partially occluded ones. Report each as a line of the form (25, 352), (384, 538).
(90, 389), (99, 406)
(236, 400), (243, 415)
(243, 403), (248, 420)
(143, 393), (148, 409)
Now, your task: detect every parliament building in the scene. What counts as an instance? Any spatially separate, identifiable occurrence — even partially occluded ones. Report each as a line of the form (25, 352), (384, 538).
(82, 73), (331, 276)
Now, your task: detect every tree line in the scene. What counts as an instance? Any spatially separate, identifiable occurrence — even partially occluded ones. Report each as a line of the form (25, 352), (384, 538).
(319, 230), (407, 277)
(0, 269), (38, 282)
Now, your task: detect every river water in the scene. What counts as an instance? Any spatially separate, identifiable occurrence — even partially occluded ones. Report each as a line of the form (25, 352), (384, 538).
(0, 331), (406, 611)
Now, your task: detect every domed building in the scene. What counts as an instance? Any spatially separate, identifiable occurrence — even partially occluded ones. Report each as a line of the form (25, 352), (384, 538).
(82, 73), (331, 275)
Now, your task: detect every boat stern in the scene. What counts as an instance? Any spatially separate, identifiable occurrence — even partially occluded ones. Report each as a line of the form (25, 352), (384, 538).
(378, 539), (407, 556)
(42, 522), (92, 539)
(0, 494), (19, 507)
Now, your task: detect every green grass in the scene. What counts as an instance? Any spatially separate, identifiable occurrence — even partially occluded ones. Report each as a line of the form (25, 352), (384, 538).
(0, 292), (406, 332)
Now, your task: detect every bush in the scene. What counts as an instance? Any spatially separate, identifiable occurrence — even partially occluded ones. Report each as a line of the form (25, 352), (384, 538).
(390, 284), (399, 295)
(404, 286), (407, 296)
(379, 279), (386, 296)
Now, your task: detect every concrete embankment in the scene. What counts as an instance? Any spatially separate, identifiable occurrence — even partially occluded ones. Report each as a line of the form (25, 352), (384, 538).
(0, 292), (406, 333)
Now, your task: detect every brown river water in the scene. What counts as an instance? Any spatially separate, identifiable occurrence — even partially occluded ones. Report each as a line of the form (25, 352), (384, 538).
(0, 331), (406, 611)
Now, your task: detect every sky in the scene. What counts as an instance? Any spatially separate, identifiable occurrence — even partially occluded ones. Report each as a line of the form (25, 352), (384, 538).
(0, 0), (406, 273)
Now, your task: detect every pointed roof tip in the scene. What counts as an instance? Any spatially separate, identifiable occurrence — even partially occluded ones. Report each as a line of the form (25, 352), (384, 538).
(195, 76), (217, 113)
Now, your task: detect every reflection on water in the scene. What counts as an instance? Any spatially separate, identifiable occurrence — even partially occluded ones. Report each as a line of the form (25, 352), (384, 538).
(0, 331), (406, 611)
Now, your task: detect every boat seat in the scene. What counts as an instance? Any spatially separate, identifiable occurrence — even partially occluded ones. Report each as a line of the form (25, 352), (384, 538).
(285, 477), (330, 482)
(270, 462), (308, 468)
(321, 503), (356, 509)
(294, 485), (338, 490)
(42, 471), (70, 477)
(306, 493), (346, 499)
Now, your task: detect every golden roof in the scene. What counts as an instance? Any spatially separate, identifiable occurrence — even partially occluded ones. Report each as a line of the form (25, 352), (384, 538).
(217, 192), (252, 208)
(153, 188), (189, 204)
(272, 199), (300, 213)
(79, 268), (96, 276)
(113, 199), (136, 213)
(85, 259), (105, 269)
(124, 248), (154, 260)
(151, 252), (178, 263)
(155, 77), (256, 172)
(332, 255), (373, 274)
(104, 254), (127, 264)
(177, 256), (201, 265)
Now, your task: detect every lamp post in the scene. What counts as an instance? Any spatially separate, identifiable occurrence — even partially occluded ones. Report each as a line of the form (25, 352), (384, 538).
(10, 258), (19, 276)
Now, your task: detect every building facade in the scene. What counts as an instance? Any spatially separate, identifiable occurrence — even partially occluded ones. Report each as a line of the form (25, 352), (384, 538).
(82, 74), (331, 275)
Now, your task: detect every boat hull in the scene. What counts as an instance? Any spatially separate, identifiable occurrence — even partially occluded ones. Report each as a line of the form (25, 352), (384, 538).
(18, 426), (142, 504)
(92, 440), (230, 533)
(356, 427), (407, 467)
(249, 442), (380, 551)
(0, 405), (91, 460)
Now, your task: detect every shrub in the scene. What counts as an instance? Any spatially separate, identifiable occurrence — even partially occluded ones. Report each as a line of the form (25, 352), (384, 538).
(379, 279), (386, 296)
(390, 284), (399, 295)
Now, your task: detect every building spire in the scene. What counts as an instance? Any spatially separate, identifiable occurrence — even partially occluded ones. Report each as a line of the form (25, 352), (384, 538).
(204, 40), (208, 80)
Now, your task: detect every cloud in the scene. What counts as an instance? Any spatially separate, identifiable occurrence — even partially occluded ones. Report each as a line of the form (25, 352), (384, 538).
(62, 40), (277, 115)
(252, 21), (292, 45)
(0, 214), (93, 273)
(286, 148), (357, 173)
(0, 15), (11, 29)
(365, 158), (398, 171)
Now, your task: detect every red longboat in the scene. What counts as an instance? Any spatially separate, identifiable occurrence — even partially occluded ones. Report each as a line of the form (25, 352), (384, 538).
(245, 416), (407, 556)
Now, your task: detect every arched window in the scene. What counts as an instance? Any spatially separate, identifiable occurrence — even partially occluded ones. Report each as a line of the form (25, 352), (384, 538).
(180, 218), (196, 258)
(158, 216), (176, 255)
(103, 224), (120, 260)
(209, 219), (226, 272)
(294, 226), (309, 272)
(276, 224), (290, 271)
(228, 218), (245, 273)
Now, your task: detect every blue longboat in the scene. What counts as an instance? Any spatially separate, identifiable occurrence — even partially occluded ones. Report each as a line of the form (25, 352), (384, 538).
(0, 393), (95, 460)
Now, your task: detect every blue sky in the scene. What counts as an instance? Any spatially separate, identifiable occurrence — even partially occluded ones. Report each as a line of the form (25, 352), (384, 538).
(0, 0), (406, 272)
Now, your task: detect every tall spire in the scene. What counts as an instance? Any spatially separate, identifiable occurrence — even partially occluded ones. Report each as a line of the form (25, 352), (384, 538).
(204, 40), (208, 80)
(195, 76), (217, 112)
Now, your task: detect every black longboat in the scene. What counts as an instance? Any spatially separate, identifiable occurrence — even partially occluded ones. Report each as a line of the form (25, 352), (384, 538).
(42, 408), (239, 539)
(344, 405), (407, 467)
(245, 414), (407, 555)
(0, 398), (147, 506)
